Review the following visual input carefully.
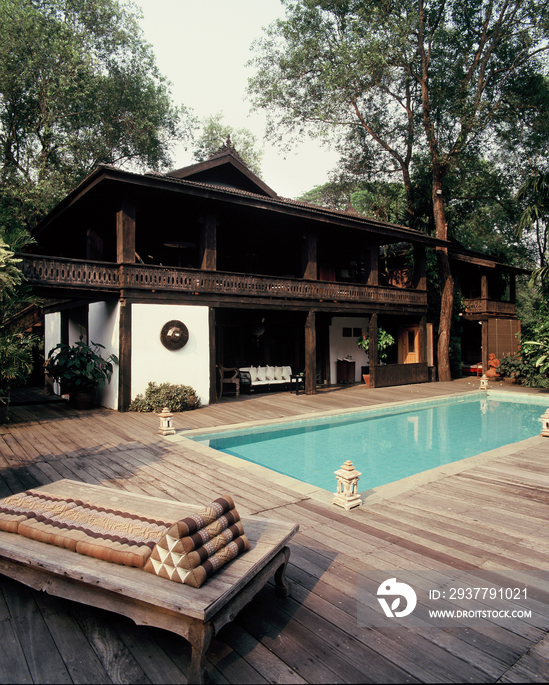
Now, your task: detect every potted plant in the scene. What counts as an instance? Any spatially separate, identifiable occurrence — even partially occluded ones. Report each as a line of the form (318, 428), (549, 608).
(46, 340), (119, 409)
(357, 328), (395, 385)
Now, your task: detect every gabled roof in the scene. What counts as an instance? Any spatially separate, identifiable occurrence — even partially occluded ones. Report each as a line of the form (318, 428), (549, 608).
(167, 135), (278, 198)
(33, 162), (451, 249)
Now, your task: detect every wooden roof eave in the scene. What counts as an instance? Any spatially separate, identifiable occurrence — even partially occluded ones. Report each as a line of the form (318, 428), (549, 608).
(449, 248), (531, 274)
(34, 165), (450, 249)
(33, 165), (112, 237)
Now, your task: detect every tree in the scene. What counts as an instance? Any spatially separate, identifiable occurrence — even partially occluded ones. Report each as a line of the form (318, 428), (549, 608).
(0, 231), (40, 409)
(0, 0), (193, 231)
(516, 170), (549, 290)
(192, 112), (263, 177)
(248, 0), (549, 380)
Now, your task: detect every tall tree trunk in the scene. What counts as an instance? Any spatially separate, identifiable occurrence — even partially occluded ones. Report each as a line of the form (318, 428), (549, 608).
(433, 177), (454, 382)
(417, 0), (454, 382)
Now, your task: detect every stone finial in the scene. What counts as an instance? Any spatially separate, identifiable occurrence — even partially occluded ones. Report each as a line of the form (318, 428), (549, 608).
(331, 460), (362, 510)
(541, 409), (549, 437)
(479, 374), (489, 390)
(158, 406), (175, 436)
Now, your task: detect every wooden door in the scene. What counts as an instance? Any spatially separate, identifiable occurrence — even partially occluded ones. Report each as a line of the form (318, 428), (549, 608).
(400, 327), (419, 364)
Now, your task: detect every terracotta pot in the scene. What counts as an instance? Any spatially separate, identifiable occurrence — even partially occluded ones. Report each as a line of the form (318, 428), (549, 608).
(362, 374), (371, 388)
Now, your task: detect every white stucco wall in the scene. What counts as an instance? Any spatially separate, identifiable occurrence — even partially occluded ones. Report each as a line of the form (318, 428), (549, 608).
(44, 311), (62, 358)
(131, 304), (210, 406)
(45, 312), (62, 395)
(329, 316), (370, 383)
(67, 318), (87, 346)
(89, 301), (120, 411)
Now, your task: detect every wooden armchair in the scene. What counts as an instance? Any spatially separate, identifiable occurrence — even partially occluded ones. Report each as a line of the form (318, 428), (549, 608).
(218, 366), (240, 399)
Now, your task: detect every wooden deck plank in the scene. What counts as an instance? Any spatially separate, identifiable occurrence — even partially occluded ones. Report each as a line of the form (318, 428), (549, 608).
(0, 614), (34, 684)
(32, 592), (114, 685)
(0, 578), (73, 684)
(68, 603), (152, 684)
(0, 380), (548, 683)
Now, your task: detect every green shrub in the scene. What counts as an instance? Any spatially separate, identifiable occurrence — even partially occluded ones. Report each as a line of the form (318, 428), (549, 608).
(129, 382), (201, 412)
(498, 353), (549, 388)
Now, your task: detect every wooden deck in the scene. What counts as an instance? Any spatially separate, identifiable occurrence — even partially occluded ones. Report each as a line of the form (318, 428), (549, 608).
(1, 380), (549, 684)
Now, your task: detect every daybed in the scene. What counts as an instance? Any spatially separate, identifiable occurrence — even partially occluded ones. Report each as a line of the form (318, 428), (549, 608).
(0, 479), (298, 684)
(239, 365), (293, 393)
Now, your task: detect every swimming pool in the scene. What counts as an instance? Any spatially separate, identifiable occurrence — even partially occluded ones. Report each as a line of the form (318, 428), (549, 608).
(188, 392), (547, 492)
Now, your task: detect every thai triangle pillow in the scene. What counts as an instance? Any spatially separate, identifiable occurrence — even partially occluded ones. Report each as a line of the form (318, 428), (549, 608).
(0, 490), (250, 587)
(143, 496), (250, 587)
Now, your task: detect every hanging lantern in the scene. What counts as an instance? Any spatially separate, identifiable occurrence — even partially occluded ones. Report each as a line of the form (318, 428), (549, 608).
(252, 319), (266, 347)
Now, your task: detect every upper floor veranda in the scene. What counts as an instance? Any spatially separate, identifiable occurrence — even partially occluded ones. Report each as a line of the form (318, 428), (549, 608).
(24, 161), (524, 317)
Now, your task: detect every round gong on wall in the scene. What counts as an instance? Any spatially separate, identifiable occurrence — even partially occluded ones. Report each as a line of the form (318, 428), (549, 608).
(160, 320), (189, 350)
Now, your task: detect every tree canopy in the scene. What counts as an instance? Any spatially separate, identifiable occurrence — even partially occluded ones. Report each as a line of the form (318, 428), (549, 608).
(192, 112), (263, 177)
(248, 0), (549, 380)
(0, 0), (193, 231)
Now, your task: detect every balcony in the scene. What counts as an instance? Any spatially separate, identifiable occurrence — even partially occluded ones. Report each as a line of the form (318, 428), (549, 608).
(464, 298), (517, 317)
(20, 255), (427, 311)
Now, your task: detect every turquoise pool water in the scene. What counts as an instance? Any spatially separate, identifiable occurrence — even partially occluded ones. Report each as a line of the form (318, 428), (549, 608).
(189, 393), (546, 492)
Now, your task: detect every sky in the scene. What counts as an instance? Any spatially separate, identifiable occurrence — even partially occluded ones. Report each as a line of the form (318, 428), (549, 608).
(134, 0), (339, 198)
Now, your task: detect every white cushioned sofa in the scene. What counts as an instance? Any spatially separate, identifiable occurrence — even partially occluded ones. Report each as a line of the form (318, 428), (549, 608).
(239, 365), (293, 394)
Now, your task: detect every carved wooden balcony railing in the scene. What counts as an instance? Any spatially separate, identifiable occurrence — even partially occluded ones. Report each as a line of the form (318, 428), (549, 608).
(20, 255), (427, 307)
(20, 255), (121, 291)
(464, 298), (516, 316)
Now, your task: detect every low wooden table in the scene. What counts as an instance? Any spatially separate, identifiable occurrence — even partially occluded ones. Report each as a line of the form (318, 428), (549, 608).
(0, 480), (298, 683)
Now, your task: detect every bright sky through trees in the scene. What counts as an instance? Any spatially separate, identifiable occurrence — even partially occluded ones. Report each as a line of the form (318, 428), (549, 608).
(134, 0), (339, 198)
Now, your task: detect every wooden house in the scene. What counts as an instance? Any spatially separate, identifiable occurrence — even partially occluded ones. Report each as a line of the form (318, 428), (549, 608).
(19, 140), (522, 410)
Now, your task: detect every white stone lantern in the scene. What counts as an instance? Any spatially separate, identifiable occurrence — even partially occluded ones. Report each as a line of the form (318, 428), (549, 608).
(331, 460), (362, 510)
(541, 409), (549, 437)
(479, 374), (490, 390)
(158, 407), (175, 435)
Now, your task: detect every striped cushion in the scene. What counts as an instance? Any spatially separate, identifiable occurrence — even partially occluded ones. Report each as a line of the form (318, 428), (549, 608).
(0, 490), (249, 586)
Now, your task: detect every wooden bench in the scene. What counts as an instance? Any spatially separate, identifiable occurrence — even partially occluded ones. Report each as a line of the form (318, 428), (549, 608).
(0, 480), (298, 683)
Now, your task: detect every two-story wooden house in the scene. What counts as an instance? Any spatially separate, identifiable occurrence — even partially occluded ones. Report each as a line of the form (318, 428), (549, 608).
(19, 140), (522, 410)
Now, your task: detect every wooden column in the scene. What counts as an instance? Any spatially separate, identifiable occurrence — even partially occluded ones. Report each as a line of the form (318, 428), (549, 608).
(419, 316), (427, 364)
(481, 272), (489, 299)
(481, 319), (489, 379)
(369, 313), (378, 388)
(510, 273), (516, 303)
(116, 203), (136, 264)
(414, 244), (427, 290)
(304, 310), (316, 395)
(209, 308), (217, 405)
(199, 213), (218, 270)
(118, 298), (132, 412)
(367, 247), (379, 286)
(302, 227), (318, 280)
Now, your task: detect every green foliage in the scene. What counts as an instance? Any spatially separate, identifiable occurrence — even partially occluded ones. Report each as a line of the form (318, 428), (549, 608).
(129, 382), (200, 413)
(516, 170), (549, 289)
(0, 238), (23, 297)
(192, 112), (263, 177)
(356, 328), (395, 362)
(46, 340), (118, 392)
(0, 228), (41, 414)
(498, 312), (549, 387)
(0, 0), (193, 230)
(249, 0), (549, 208)
(0, 332), (40, 408)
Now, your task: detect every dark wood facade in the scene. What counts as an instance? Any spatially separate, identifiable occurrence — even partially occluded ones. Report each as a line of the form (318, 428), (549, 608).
(21, 144), (524, 407)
